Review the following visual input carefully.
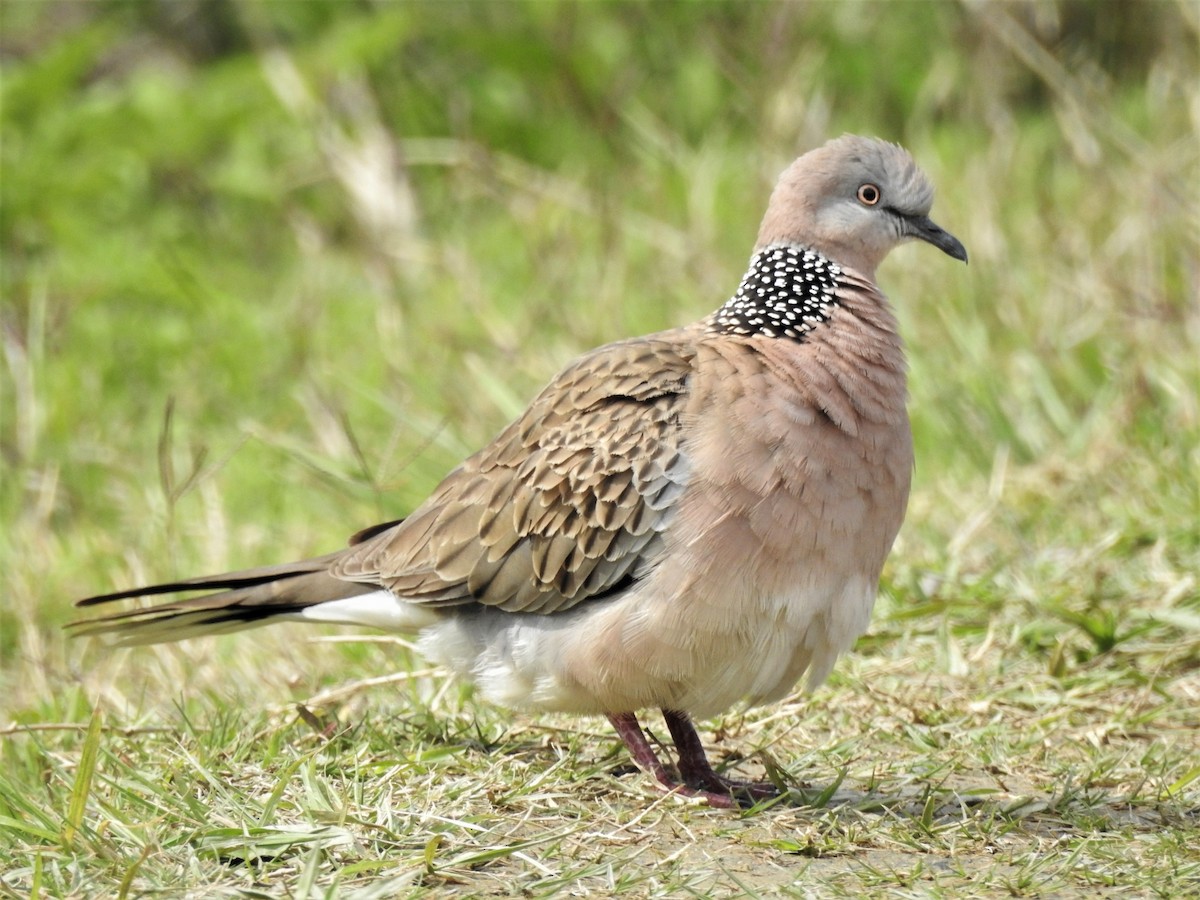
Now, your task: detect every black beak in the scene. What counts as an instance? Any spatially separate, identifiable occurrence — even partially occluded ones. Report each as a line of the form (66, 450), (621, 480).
(905, 215), (968, 263)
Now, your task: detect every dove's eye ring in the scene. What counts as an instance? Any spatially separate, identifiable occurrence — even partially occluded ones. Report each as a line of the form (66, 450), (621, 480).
(857, 184), (881, 206)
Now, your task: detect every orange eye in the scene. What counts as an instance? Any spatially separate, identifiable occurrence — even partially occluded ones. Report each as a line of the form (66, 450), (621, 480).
(857, 183), (881, 205)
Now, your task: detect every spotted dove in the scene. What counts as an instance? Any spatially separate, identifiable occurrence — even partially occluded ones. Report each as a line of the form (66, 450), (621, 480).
(73, 135), (967, 807)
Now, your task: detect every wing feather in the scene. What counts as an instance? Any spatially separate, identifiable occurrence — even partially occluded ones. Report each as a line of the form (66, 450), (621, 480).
(332, 334), (696, 614)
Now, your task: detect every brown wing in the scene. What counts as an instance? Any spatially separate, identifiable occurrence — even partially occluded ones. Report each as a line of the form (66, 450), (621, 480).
(332, 333), (697, 614)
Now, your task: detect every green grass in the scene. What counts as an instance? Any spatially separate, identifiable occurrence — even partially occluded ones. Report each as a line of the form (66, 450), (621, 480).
(2, 2), (1198, 897)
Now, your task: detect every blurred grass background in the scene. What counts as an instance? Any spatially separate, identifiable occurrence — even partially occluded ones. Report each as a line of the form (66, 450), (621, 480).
(1, 1), (1198, 896)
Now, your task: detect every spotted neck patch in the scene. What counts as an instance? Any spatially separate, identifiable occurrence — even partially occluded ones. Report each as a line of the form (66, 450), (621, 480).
(708, 244), (842, 341)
